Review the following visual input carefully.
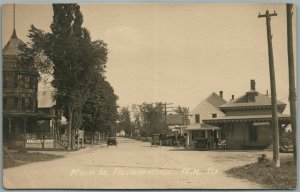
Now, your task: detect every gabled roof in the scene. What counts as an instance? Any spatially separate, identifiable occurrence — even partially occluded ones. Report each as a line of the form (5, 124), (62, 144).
(206, 92), (227, 108)
(191, 92), (227, 114)
(220, 92), (286, 109)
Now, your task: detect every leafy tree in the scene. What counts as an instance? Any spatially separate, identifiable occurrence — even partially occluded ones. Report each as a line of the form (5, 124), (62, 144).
(20, 4), (110, 150)
(174, 106), (190, 125)
(117, 107), (132, 137)
(131, 104), (144, 136)
(82, 73), (118, 142)
(139, 102), (165, 136)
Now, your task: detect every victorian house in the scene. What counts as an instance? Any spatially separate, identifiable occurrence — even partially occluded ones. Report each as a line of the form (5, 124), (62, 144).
(3, 28), (38, 147)
(2, 25), (60, 149)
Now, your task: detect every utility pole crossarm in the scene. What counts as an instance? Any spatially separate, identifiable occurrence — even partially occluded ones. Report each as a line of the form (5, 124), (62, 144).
(258, 10), (277, 18)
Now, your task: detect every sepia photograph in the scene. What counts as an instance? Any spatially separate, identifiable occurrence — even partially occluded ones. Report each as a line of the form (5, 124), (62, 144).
(2, 3), (297, 189)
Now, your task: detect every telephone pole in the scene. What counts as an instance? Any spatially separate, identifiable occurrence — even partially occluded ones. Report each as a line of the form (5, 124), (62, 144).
(286, 3), (297, 166)
(258, 10), (280, 167)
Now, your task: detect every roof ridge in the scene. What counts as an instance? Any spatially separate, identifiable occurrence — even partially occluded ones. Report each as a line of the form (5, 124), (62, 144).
(220, 91), (286, 108)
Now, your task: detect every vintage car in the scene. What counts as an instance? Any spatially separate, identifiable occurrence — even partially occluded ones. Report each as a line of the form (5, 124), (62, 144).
(194, 138), (210, 151)
(107, 137), (118, 147)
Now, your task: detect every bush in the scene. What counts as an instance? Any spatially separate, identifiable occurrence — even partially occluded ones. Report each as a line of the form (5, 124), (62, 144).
(226, 156), (296, 189)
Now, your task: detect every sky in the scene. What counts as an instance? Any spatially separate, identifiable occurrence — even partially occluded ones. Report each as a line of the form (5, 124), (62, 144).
(2, 3), (296, 113)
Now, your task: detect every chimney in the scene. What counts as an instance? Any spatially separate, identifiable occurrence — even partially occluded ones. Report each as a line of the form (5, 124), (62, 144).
(250, 79), (256, 91)
(232, 95), (235, 100)
(219, 91), (223, 98)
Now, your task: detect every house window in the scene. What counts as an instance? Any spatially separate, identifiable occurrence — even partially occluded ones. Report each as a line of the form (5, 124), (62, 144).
(4, 75), (15, 89)
(19, 75), (25, 88)
(3, 97), (7, 110)
(25, 76), (30, 89)
(22, 97), (33, 111)
(14, 75), (18, 88)
(249, 125), (257, 141)
(195, 114), (200, 123)
(3, 74), (8, 88)
(7, 97), (18, 110)
(212, 113), (217, 118)
(30, 77), (35, 89)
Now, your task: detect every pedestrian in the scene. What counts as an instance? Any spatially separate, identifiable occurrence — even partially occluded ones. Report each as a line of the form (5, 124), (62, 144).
(159, 134), (162, 146)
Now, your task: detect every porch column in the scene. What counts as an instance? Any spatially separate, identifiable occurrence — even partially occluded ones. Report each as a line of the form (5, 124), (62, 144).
(187, 131), (190, 147)
(23, 117), (27, 148)
(53, 118), (56, 148)
(23, 117), (27, 135)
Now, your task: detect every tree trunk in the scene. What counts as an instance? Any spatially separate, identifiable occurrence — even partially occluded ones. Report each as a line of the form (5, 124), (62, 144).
(67, 106), (73, 150)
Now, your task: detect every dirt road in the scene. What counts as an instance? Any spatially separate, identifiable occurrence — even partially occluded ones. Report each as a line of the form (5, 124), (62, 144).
(4, 137), (265, 189)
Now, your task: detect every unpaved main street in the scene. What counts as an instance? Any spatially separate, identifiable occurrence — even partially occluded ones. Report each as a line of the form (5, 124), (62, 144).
(4, 137), (270, 189)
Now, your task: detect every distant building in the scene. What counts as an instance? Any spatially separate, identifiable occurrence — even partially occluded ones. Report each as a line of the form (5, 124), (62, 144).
(203, 80), (290, 150)
(187, 92), (227, 147)
(117, 130), (126, 137)
(166, 114), (188, 143)
(166, 114), (185, 131)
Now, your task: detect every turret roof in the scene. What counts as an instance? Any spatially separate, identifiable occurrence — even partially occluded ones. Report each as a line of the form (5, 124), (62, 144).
(3, 30), (24, 56)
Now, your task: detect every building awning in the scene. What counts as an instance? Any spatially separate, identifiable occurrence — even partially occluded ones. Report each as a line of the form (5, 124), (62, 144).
(187, 123), (220, 131)
(203, 114), (290, 125)
(169, 125), (188, 132)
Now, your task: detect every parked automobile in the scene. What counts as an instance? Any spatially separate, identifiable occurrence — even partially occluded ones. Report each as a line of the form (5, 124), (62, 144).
(107, 137), (118, 147)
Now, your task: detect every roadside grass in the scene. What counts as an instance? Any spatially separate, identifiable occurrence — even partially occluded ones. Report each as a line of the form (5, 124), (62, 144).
(3, 149), (63, 169)
(226, 156), (296, 189)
